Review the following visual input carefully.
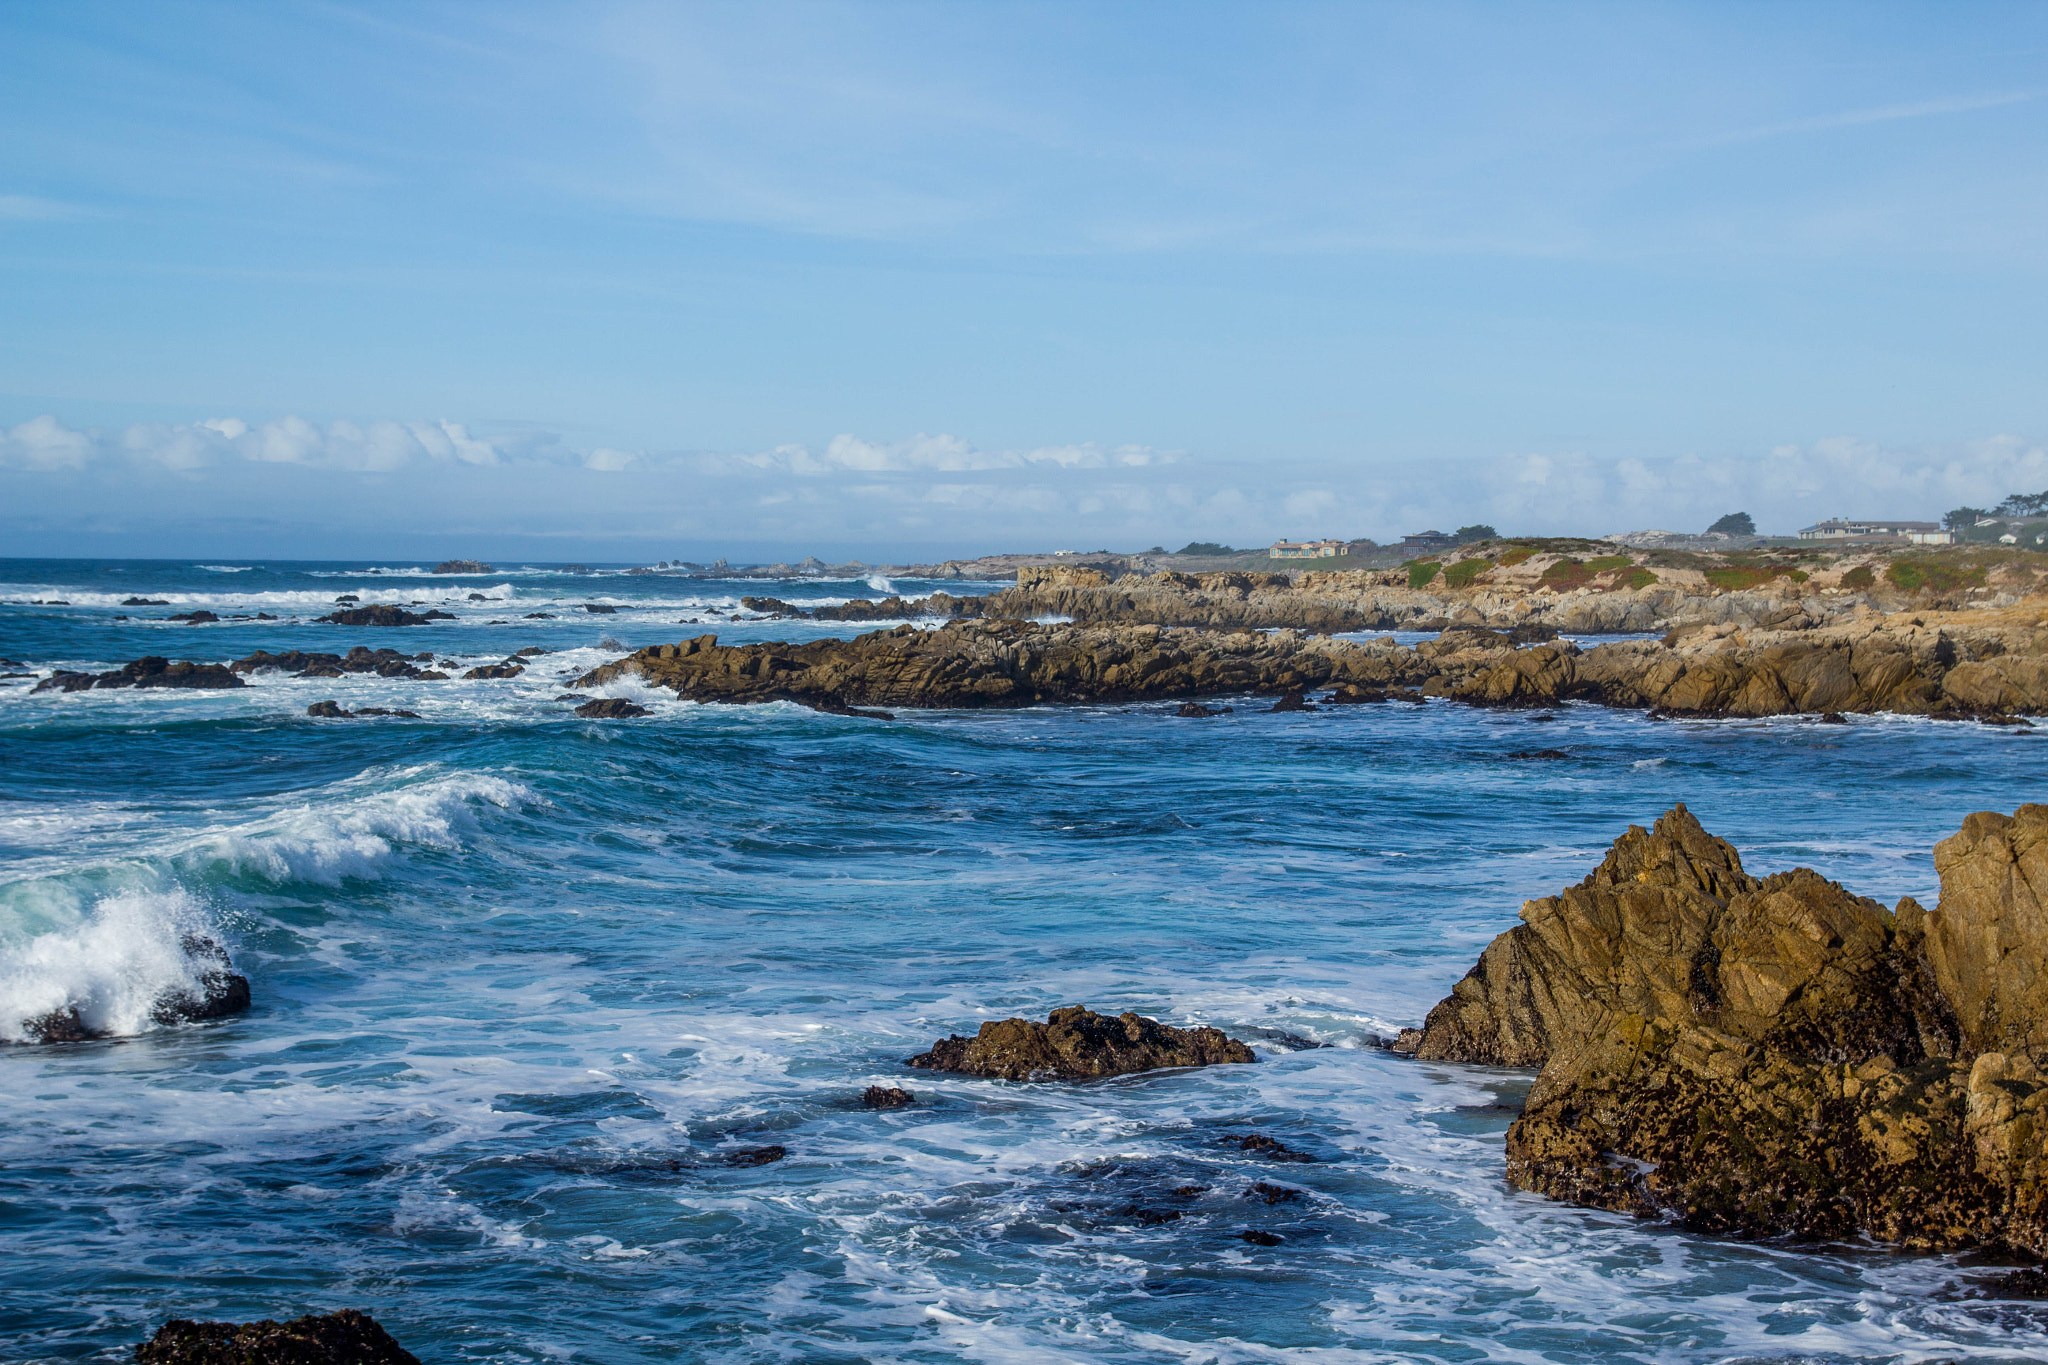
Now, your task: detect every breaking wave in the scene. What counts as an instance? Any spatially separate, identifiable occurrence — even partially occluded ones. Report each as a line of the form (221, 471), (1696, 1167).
(0, 886), (231, 1043)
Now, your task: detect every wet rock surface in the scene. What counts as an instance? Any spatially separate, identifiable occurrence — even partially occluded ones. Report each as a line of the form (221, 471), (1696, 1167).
(432, 559), (491, 574)
(315, 605), (454, 627)
(135, 1308), (419, 1364)
(861, 1085), (914, 1108)
(571, 604), (2048, 718)
(15, 936), (249, 1045)
(1411, 803), (2048, 1253)
(33, 657), (245, 693)
(575, 697), (650, 718)
(906, 1005), (1256, 1081)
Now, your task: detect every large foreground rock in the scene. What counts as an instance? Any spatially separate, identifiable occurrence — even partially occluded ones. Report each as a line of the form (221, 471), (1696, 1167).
(907, 1005), (1256, 1080)
(136, 1309), (418, 1364)
(1411, 804), (2048, 1253)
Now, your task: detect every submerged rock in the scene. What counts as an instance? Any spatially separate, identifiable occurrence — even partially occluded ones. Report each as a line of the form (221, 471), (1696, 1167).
(1410, 803), (2048, 1254)
(135, 1309), (419, 1364)
(315, 605), (453, 627)
(906, 1005), (1256, 1081)
(862, 1085), (914, 1108)
(575, 698), (649, 718)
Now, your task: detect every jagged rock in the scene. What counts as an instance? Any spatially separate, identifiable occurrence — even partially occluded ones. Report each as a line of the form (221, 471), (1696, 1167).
(306, 702), (416, 719)
(723, 1145), (785, 1166)
(1230, 1133), (1315, 1162)
(1175, 701), (1229, 717)
(316, 605), (450, 627)
(233, 647), (431, 679)
(152, 937), (252, 1025)
(433, 559), (491, 574)
(575, 697), (649, 718)
(32, 658), (245, 693)
(135, 1309), (418, 1364)
(568, 606), (2048, 718)
(14, 937), (248, 1044)
(167, 610), (219, 624)
(123, 597), (170, 606)
(862, 1085), (914, 1108)
(906, 1005), (1256, 1081)
(462, 663), (524, 680)
(1269, 689), (1314, 712)
(1410, 803), (2048, 1254)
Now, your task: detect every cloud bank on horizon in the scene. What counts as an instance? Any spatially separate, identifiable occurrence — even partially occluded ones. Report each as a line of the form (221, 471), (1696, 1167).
(2, 2), (2045, 557)
(7, 411), (2043, 556)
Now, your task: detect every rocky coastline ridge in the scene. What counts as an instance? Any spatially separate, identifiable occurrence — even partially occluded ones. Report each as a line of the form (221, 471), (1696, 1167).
(1398, 803), (2048, 1257)
(737, 541), (2048, 635)
(574, 600), (2048, 718)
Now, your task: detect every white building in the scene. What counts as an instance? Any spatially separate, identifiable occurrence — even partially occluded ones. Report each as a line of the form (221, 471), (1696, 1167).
(1798, 518), (1944, 541)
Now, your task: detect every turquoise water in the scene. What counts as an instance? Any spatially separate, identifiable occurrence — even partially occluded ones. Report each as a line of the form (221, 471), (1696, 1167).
(3, 559), (2045, 1363)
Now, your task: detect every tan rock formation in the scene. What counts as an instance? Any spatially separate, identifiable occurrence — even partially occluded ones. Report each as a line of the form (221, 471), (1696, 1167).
(1410, 805), (2048, 1253)
(571, 605), (2048, 718)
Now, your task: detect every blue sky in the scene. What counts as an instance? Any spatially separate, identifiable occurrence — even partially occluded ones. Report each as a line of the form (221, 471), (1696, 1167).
(3, 1), (2046, 559)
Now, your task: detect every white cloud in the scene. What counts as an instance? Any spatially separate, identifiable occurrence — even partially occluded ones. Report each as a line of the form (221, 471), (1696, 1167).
(7, 411), (2045, 550)
(0, 414), (507, 473)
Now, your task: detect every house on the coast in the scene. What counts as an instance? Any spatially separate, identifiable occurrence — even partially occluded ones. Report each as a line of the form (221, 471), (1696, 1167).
(1270, 538), (1346, 559)
(1399, 530), (1456, 553)
(1797, 518), (1943, 542)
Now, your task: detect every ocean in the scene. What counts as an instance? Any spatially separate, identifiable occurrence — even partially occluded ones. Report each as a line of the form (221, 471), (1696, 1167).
(2, 558), (2043, 1364)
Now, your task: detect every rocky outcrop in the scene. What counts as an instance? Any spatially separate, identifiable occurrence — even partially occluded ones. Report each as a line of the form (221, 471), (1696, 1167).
(315, 605), (454, 627)
(234, 648), (439, 680)
(20, 936), (250, 1044)
(741, 592), (987, 621)
(975, 550), (2046, 635)
(306, 701), (419, 719)
(432, 559), (491, 574)
(135, 1309), (418, 1364)
(907, 1005), (1256, 1080)
(575, 697), (649, 718)
(1409, 804), (2048, 1254)
(33, 657), (245, 693)
(570, 606), (2048, 718)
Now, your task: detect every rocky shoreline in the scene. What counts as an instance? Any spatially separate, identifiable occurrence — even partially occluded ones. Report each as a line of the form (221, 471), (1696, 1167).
(1398, 803), (2048, 1257)
(573, 602), (2048, 718)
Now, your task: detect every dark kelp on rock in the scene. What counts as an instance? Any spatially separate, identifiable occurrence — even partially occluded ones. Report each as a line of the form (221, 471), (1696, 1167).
(907, 1005), (1256, 1080)
(135, 1309), (418, 1364)
(1407, 803), (2048, 1253)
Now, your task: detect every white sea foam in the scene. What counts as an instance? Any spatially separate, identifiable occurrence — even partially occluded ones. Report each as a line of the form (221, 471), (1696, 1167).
(183, 770), (536, 884)
(0, 767), (540, 886)
(0, 886), (228, 1042)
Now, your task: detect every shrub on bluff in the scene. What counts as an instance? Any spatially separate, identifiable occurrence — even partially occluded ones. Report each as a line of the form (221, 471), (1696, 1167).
(1407, 803), (2048, 1252)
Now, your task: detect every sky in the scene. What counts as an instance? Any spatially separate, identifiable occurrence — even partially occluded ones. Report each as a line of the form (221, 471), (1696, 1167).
(3, 1), (2047, 561)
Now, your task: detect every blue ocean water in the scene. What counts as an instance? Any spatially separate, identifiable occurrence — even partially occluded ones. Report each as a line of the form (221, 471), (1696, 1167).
(2, 558), (2044, 1364)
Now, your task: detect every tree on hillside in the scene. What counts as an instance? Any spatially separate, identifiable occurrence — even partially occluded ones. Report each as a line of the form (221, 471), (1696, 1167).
(1707, 512), (1755, 535)
(1176, 541), (1237, 556)
(1944, 507), (1992, 530)
(1997, 491), (2048, 517)
(1455, 524), (1497, 543)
